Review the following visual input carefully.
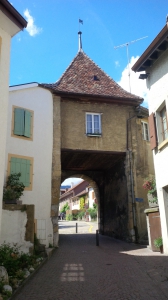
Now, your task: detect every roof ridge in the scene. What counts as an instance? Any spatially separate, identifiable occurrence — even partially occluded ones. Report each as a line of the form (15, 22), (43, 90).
(56, 52), (81, 85)
(82, 52), (142, 99)
(82, 51), (116, 83)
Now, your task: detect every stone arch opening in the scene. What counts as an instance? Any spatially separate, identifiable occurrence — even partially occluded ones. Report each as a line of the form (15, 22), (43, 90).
(51, 146), (133, 247)
(60, 174), (100, 230)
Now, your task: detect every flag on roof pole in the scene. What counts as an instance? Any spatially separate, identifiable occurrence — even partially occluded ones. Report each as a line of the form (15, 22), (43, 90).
(79, 19), (83, 24)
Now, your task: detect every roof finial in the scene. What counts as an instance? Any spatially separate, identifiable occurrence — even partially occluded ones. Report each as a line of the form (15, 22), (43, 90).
(166, 14), (168, 23)
(78, 31), (83, 52)
(78, 19), (83, 52)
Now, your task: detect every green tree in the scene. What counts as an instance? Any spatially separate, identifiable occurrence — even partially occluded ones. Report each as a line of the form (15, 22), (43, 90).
(87, 204), (97, 220)
(61, 202), (70, 213)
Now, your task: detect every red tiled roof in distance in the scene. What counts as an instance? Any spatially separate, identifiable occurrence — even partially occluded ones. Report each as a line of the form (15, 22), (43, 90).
(40, 51), (143, 104)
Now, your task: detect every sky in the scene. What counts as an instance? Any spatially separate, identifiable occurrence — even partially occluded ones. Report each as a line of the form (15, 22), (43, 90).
(10, 0), (168, 185)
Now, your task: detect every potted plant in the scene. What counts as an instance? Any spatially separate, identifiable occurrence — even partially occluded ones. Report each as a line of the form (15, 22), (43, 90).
(142, 177), (158, 206)
(154, 237), (163, 253)
(3, 173), (25, 204)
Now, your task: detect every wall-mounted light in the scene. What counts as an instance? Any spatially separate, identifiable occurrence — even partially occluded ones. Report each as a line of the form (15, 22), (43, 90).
(139, 73), (150, 79)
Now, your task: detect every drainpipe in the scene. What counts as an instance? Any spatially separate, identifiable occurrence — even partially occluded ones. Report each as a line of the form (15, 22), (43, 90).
(128, 149), (138, 243)
(127, 114), (142, 243)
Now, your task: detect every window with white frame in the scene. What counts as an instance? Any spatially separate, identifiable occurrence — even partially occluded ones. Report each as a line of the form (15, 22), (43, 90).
(141, 121), (149, 141)
(160, 106), (168, 141)
(155, 102), (168, 145)
(86, 113), (101, 135)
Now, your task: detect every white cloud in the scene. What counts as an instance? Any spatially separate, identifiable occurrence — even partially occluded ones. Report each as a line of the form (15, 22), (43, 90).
(118, 56), (148, 107)
(24, 9), (42, 37)
(115, 61), (120, 67)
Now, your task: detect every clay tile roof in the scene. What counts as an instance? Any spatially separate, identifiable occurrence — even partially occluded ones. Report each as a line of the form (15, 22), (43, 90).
(41, 51), (143, 103)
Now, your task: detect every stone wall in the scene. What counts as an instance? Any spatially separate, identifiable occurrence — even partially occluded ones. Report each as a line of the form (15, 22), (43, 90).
(51, 95), (61, 246)
(61, 99), (135, 151)
(102, 158), (131, 240)
(52, 97), (154, 244)
(1, 204), (34, 253)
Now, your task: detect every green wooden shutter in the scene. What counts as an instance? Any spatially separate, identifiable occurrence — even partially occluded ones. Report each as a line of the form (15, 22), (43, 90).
(24, 110), (31, 138)
(10, 157), (30, 187)
(20, 159), (30, 187)
(14, 108), (24, 136)
(10, 157), (20, 174)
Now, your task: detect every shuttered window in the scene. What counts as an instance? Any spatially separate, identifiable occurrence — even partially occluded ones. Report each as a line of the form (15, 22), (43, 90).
(14, 108), (32, 138)
(160, 106), (168, 141)
(10, 157), (31, 187)
(148, 113), (157, 150)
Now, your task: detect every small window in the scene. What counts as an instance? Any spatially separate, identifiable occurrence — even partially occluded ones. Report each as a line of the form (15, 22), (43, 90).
(141, 121), (149, 141)
(12, 106), (33, 140)
(8, 154), (33, 191)
(86, 113), (101, 136)
(160, 106), (168, 141)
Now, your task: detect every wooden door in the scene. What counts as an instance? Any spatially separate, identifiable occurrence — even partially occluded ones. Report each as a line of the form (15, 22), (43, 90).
(149, 211), (162, 251)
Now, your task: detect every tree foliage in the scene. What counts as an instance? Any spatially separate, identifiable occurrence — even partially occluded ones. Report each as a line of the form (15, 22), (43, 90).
(61, 202), (70, 213)
(79, 197), (85, 210)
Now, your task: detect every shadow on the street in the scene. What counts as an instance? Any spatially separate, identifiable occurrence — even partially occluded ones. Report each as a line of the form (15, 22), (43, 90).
(13, 233), (168, 300)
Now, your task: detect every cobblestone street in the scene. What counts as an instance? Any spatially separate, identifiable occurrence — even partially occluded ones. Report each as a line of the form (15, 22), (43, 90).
(14, 223), (168, 300)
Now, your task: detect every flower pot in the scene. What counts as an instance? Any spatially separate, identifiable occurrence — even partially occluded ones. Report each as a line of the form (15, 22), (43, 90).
(4, 199), (17, 204)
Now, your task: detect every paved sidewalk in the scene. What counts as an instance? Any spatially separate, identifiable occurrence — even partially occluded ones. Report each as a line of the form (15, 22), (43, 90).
(14, 233), (168, 300)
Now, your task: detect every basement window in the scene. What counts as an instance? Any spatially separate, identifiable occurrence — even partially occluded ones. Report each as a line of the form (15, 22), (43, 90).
(86, 113), (101, 136)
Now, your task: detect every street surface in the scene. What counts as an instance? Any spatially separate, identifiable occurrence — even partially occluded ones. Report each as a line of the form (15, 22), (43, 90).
(14, 221), (168, 300)
(59, 220), (98, 234)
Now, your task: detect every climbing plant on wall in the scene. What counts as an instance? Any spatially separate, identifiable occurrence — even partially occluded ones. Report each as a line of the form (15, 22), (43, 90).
(79, 197), (85, 210)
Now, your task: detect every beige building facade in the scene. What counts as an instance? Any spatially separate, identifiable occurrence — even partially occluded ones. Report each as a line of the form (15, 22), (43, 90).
(41, 50), (154, 246)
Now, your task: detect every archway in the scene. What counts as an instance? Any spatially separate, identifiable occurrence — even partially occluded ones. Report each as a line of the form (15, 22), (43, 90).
(60, 174), (100, 230)
(51, 144), (132, 247)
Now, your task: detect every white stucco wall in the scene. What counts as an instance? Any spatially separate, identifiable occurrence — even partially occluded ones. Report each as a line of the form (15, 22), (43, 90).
(0, 22), (13, 235)
(147, 49), (168, 114)
(5, 85), (53, 246)
(0, 8), (23, 245)
(146, 48), (168, 253)
(88, 188), (95, 208)
(0, 210), (32, 253)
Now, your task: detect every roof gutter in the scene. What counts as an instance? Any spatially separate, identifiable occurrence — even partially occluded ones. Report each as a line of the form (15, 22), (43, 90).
(132, 23), (168, 72)
(0, 0), (27, 29)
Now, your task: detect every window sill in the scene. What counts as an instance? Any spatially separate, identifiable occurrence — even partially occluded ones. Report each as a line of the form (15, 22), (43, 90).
(86, 133), (102, 137)
(11, 133), (33, 141)
(158, 138), (168, 150)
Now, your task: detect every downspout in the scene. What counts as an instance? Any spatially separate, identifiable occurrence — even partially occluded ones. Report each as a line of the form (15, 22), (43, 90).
(127, 115), (141, 243)
(128, 149), (138, 243)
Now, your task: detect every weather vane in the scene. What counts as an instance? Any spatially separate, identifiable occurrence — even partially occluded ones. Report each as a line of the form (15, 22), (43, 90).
(79, 19), (83, 31)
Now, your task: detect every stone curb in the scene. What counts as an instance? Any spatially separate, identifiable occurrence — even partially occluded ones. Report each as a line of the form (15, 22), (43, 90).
(9, 247), (56, 300)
